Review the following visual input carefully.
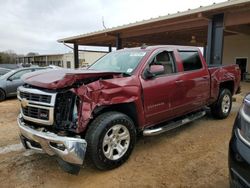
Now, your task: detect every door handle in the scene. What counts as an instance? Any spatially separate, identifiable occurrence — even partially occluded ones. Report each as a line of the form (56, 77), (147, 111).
(175, 80), (183, 84)
(202, 76), (209, 80)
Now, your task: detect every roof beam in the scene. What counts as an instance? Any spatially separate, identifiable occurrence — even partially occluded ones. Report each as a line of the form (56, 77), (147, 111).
(75, 34), (115, 45)
(117, 17), (205, 36)
(225, 10), (250, 26)
(225, 25), (250, 35)
(121, 19), (208, 38)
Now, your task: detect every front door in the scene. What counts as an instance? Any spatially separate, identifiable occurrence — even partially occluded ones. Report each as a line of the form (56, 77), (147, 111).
(140, 50), (182, 126)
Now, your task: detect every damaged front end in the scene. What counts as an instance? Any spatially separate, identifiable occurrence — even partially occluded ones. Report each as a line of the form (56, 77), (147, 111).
(17, 85), (87, 174)
(17, 70), (142, 173)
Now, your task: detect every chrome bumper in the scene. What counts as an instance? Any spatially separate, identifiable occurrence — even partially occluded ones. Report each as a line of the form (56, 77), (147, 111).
(18, 114), (87, 165)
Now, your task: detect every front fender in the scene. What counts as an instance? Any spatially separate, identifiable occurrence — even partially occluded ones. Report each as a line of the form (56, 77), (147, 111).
(72, 77), (144, 133)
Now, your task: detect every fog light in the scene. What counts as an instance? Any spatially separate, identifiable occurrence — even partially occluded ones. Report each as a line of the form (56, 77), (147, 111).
(50, 142), (66, 151)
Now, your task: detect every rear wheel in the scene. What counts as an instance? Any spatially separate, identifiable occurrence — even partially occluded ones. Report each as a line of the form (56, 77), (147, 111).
(0, 89), (6, 102)
(85, 111), (136, 170)
(211, 88), (232, 119)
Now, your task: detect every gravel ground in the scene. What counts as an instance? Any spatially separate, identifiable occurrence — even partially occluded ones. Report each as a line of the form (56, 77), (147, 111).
(0, 82), (249, 188)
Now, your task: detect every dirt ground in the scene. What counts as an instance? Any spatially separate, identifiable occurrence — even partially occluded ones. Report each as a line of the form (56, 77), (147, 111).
(0, 83), (249, 188)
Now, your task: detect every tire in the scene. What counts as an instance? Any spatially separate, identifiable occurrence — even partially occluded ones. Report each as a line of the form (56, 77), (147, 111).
(211, 88), (232, 119)
(0, 89), (6, 102)
(85, 111), (136, 170)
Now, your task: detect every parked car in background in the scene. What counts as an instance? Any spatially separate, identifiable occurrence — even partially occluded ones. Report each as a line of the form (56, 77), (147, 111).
(0, 67), (47, 101)
(0, 64), (21, 70)
(0, 68), (11, 77)
(229, 94), (250, 187)
(47, 65), (63, 69)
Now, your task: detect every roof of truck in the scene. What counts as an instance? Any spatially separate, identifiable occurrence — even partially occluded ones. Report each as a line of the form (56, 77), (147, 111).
(121, 45), (200, 51)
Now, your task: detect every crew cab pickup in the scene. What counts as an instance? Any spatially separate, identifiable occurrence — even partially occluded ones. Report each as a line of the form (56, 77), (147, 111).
(17, 45), (240, 173)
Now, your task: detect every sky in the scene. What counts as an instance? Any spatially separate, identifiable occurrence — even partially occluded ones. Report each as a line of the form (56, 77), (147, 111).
(0, 0), (226, 55)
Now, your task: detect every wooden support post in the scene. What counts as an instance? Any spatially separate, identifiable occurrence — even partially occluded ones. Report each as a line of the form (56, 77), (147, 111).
(74, 43), (79, 68)
(206, 14), (224, 65)
(116, 34), (122, 50)
(108, 45), (112, 52)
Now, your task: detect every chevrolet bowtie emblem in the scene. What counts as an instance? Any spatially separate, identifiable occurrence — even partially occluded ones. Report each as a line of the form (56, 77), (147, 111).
(21, 98), (29, 108)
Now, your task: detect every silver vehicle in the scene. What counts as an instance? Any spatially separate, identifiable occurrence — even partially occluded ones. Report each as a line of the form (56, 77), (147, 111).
(0, 67), (46, 101)
(0, 68), (11, 76)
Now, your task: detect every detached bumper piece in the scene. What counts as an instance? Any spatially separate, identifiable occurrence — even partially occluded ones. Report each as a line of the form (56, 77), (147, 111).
(18, 114), (87, 174)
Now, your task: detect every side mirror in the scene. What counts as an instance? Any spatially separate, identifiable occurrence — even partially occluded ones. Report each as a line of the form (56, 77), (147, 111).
(144, 65), (164, 79)
(7, 77), (13, 81)
(149, 65), (164, 75)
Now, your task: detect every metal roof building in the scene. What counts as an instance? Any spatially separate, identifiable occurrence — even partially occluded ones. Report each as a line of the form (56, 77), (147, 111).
(58, 0), (250, 79)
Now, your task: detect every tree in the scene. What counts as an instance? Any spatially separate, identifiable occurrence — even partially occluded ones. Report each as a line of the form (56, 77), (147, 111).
(0, 50), (18, 64)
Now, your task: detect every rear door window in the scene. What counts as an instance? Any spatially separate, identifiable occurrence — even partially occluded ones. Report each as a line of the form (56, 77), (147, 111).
(179, 51), (202, 71)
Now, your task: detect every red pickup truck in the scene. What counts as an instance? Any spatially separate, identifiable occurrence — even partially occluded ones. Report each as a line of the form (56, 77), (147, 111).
(17, 45), (240, 173)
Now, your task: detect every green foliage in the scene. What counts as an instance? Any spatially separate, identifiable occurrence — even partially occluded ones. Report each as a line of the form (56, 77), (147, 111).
(0, 50), (17, 64)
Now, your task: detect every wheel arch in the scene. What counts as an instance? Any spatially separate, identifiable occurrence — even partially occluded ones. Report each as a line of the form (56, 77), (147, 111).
(219, 80), (234, 94)
(0, 87), (6, 97)
(92, 102), (139, 129)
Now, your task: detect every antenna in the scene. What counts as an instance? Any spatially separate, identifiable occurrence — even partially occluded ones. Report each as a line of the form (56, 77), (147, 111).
(102, 16), (107, 29)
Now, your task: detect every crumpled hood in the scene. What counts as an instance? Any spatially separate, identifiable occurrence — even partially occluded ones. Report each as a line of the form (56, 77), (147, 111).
(22, 69), (122, 89)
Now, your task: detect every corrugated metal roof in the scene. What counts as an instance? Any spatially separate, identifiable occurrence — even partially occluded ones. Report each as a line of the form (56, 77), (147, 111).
(58, 0), (250, 43)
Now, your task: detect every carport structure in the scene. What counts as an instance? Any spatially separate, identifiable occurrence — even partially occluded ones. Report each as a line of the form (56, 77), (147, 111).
(58, 0), (250, 74)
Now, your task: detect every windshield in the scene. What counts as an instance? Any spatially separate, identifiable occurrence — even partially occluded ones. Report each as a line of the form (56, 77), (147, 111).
(89, 50), (147, 74)
(0, 69), (16, 79)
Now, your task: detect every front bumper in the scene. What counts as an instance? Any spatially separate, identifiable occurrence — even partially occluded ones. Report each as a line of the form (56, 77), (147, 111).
(18, 114), (87, 165)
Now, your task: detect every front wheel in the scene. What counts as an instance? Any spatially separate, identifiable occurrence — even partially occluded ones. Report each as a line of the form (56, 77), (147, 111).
(85, 111), (136, 170)
(211, 88), (232, 119)
(0, 89), (6, 102)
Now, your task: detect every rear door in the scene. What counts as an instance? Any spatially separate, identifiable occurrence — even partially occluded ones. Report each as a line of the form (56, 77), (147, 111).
(172, 50), (210, 115)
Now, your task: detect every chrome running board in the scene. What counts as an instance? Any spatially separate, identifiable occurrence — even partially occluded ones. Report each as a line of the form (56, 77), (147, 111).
(143, 111), (206, 136)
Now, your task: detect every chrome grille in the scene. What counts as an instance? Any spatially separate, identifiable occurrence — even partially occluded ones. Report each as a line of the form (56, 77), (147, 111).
(18, 86), (57, 125)
(22, 106), (49, 120)
(20, 91), (51, 104)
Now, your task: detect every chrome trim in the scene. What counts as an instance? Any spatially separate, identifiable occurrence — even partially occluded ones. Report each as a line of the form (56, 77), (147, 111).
(18, 114), (87, 165)
(231, 168), (250, 187)
(143, 111), (206, 136)
(17, 86), (57, 125)
(240, 107), (250, 123)
(237, 106), (250, 147)
(21, 104), (54, 125)
(25, 141), (43, 152)
(244, 97), (250, 106)
(237, 128), (250, 147)
(17, 86), (56, 106)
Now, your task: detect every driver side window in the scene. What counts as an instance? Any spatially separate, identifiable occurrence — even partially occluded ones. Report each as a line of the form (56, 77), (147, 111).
(149, 51), (176, 76)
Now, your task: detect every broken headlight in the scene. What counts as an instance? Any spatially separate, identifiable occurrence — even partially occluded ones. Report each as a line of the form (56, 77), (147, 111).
(55, 90), (80, 131)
